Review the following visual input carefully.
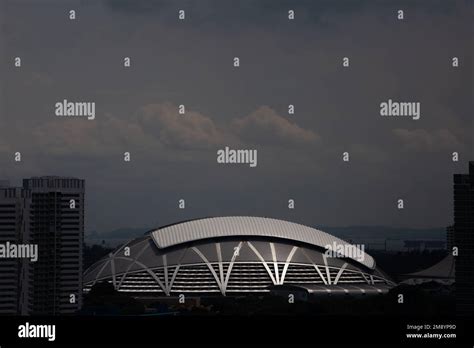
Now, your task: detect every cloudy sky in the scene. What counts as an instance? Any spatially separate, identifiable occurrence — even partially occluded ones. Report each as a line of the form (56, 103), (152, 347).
(0, 0), (472, 233)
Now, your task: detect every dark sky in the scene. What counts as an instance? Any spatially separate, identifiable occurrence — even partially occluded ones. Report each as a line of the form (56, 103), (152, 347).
(0, 0), (472, 233)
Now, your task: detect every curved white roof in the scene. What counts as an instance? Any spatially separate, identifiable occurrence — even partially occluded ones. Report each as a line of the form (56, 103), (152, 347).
(150, 216), (375, 269)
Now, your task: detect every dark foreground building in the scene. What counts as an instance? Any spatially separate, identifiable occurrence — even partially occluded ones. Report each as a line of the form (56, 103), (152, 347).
(454, 161), (474, 315)
(0, 177), (85, 315)
(0, 184), (31, 314)
(84, 217), (395, 298)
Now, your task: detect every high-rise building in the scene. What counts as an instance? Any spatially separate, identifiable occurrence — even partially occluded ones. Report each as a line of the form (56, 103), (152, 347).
(454, 161), (474, 315)
(23, 177), (85, 315)
(0, 176), (85, 315)
(0, 182), (31, 315)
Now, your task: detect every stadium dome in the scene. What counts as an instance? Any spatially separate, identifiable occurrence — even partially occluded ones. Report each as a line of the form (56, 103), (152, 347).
(84, 217), (395, 296)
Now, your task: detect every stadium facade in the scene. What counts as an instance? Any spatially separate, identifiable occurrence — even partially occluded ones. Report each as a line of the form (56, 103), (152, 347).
(84, 217), (395, 297)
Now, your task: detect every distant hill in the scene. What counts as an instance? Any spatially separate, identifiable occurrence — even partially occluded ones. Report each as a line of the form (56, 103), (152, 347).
(85, 227), (151, 246)
(319, 225), (445, 240)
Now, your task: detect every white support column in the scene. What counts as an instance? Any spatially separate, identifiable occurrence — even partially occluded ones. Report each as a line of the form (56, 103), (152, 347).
(223, 242), (243, 291)
(333, 263), (348, 285)
(279, 246), (298, 285)
(270, 243), (280, 284)
(322, 254), (332, 285)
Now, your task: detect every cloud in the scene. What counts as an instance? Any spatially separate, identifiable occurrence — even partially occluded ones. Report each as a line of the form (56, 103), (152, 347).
(27, 104), (225, 162)
(25, 103), (318, 160)
(393, 128), (463, 152)
(231, 106), (320, 146)
(30, 114), (154, 157)
(137, 103), (228, 149)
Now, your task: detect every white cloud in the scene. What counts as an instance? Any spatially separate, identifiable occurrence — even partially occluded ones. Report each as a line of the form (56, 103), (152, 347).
(24, 103), (320, 160)
(231, 106), (320, 146)
(137, 103), (228, 149)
